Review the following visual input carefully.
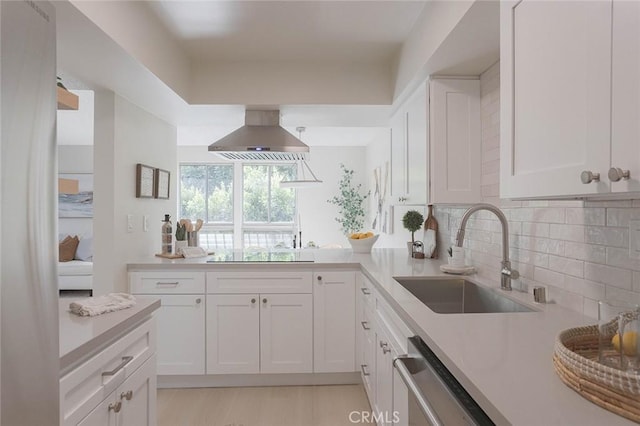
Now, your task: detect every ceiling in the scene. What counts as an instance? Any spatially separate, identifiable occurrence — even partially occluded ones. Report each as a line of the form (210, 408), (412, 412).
(146, 1), (426, 65)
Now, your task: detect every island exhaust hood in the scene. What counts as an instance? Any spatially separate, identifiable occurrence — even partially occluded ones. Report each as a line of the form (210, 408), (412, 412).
(208, 110), (309, 161)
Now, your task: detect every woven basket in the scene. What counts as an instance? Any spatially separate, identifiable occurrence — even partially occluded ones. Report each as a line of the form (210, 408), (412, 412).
(553, 325), (640, 423)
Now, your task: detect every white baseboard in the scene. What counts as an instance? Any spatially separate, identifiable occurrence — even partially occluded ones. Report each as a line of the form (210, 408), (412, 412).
(158, 372), (361, 389)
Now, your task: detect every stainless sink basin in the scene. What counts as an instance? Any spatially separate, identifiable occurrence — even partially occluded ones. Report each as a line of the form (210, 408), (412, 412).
(394, 277), (535, 314)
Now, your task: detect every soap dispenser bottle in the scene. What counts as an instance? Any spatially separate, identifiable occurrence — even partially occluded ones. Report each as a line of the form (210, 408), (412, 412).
(161, 214), (172, 254)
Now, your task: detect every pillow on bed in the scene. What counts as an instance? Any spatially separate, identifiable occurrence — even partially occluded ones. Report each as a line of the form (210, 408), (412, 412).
(75, 236), (93, 261)
(59, 235), (79, 262)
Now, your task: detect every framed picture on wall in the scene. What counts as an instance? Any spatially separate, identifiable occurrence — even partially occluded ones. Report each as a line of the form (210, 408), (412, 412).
(136, 163), (155, 198)
(58, 173), (93, 218)
(155, 168), (170, 199)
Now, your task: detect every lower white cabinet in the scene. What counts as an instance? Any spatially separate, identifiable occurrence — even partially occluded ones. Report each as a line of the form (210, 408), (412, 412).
(313, 271), (356, 373)
(155, 295), (205, 375)
(206, 293), (312, 374)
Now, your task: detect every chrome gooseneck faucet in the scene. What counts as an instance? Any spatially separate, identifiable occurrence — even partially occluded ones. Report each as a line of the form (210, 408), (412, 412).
(455, 203), (519, 291)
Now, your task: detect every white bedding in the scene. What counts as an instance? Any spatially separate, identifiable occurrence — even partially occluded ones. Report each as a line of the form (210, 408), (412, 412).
(58, 261), (92, 291)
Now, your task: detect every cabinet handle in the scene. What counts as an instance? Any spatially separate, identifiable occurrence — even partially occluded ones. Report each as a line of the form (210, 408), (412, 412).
(361, 288), (371, 295)
(155, 281), (179, 287)
(195, 298), (201, 304)
(262, 298), (267, 304)
(102, 356), (133, 377)
(361, 364), (370, 376)
(398, 196), (407, 202)
(580, 170), (600, 184)
(108, 401), (122, 413)
(251, 298), (256, 304)
(608, 167), (631, 182)
(120, 390), (133, 401)
(361, 321), (370, 330)
(317, 276), (322, 281)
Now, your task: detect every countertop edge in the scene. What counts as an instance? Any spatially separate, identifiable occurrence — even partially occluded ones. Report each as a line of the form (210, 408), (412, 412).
(60, 298), (161, 375)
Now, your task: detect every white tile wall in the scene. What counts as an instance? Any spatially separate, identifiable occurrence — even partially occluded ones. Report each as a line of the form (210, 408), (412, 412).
(434, 61), (640, 317)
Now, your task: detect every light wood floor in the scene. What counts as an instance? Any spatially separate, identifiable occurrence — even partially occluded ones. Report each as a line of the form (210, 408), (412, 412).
(157, 384), (374, 426)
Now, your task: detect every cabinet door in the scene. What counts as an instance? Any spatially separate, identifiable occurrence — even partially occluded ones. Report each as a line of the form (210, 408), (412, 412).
(77, 392), (117, 426)
(390, 110), (407, 201)
(391, 352), (408, 426)
(360, 305), (376, 407)
(313, 271), (356, 373)
(118, 355), (157, 426)
(207, 294), (260, 374)
(500, 0), (612, 198)
(611, 0), (640, 192)
(429, 78), (481, 204)
(374, 326), (394, 426)
(405, 83), (428, 205)
(260, 294), (313, 374)
(155, 295), (205, 375)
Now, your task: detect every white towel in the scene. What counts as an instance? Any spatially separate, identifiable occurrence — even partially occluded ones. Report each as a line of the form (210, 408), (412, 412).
(69, 293), (136, 317)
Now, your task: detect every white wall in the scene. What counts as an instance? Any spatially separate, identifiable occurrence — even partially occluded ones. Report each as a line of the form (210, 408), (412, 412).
(57, 89), (94, 145)
(435, 62), (640, 317)
(177, 145), (368, 248)
(94, 91), (177, 295)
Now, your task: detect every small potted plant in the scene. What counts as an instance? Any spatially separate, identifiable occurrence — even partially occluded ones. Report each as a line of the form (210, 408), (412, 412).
(175, 221), (187, 255)
(402, 210), (424, 257)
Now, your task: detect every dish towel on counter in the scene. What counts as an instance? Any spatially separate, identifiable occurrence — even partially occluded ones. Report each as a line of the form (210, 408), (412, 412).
(69, 293), (136, 317)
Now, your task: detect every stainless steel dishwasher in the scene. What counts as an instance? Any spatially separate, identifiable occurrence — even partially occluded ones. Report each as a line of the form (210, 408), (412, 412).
(393, 336), (495, 426)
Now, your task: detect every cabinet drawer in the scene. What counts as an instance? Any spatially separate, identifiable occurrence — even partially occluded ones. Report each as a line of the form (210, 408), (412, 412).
(207, 271), (312, 294)
(129, 271), (205, 294)
(60, 318), (156, 426)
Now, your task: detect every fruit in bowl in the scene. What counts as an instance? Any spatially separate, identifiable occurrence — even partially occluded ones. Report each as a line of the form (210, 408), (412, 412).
(347, 232), (379, 253)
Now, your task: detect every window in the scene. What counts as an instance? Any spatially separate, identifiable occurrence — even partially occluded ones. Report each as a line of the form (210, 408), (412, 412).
(178, 163), (296, 250)
(179, 164), (233, 250)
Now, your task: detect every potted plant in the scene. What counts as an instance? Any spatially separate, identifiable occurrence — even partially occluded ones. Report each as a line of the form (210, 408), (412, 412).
(175, 221), (187, 255)
(328, 164), (376, 252)
(402, 210), (424, 257)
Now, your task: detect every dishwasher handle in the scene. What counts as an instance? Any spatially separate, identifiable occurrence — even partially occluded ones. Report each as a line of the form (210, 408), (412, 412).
(393, 356), (444, 426)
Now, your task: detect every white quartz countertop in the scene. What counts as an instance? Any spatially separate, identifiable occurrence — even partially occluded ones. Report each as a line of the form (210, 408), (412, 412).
(59, 296), (160, 375)
(127, 249), (634, 425)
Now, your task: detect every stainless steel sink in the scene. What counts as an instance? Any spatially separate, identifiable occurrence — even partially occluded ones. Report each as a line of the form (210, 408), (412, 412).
(394, 277), (535, 314)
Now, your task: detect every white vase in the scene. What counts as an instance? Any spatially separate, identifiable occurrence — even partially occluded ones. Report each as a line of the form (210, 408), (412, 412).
(407, 242), (414, 256)
(175, 240), (188, 255)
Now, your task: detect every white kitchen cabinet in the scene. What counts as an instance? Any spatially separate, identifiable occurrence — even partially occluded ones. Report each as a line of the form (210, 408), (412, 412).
(129, 272), (206, 376)
(260, 294), (313, 373)
(429, 78), (482, 204)
(313, 271), (356, 373)
(611, 0), (640, 193)
(207, 294), (260, 374)
(117, 354), (157, 426)
(500, 0), (616, 198)
(154, 295), (205, 375)
(374, 324), (395, 426)
(207, 293), (312, 374)
(77, 392), (116, 426)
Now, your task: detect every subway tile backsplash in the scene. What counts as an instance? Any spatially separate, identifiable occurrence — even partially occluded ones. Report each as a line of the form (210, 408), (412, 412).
(434, 61), (640, 317)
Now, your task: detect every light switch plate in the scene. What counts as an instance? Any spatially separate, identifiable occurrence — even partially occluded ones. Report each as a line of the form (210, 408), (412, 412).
(127, 214), (134, 233)
(629, 220), (640, 259)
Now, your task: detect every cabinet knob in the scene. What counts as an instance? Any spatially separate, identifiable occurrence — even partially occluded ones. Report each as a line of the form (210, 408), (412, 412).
(195, 298), (201, 304)
(108, 401), (122, 413)
(398, 196), (407, 202)
(380, 340), (391, 354)
(608, 167), (631, 182)
(120, 390), (133, 401)
(580, 170), (600, 184)
(251, 298), (256, 304)
(262, 298), (267, 304)
(317, 276), (322, 282)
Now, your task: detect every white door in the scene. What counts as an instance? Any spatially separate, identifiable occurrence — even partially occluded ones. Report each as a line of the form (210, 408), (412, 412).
(207, 294), (260, 374)
(611, 0), (640, 192)
(118, 355), (157, 426)
(77, 393), (117, 426)
(155, 295), (205, 375)
(390, 109), (407, 202)
(405, 83), (428, 205)
(260, 294), (312, 374)
(500, 0), (612, 198)
(429, 79), (481, 204)
(313, 271), (356, 373)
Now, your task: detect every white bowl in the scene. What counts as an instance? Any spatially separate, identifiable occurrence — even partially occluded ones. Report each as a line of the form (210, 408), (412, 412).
(347, 234), (379, 253)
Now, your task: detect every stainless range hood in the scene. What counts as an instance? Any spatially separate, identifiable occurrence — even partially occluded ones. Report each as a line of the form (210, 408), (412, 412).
(208, 110), (309, 161)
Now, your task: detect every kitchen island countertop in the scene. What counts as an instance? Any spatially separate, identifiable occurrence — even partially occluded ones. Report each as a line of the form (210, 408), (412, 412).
(128, 248), (634, 425)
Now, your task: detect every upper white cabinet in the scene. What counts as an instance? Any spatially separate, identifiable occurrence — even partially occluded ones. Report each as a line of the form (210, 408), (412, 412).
(429, 78), (482, 204)
(501, 0), (640, 199)
(390, 79), (481, 207)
